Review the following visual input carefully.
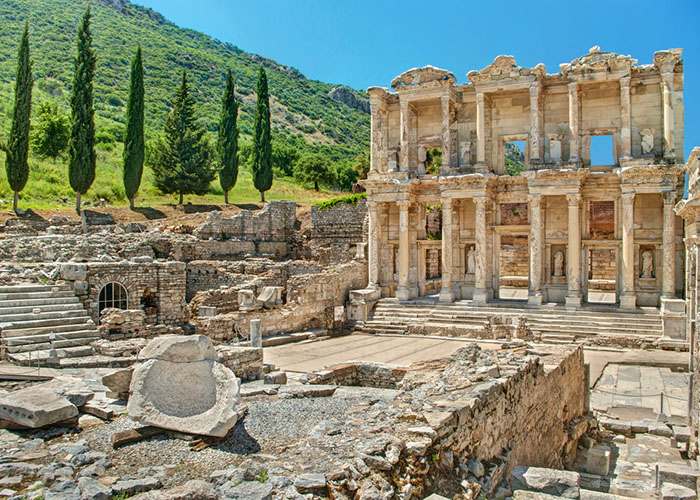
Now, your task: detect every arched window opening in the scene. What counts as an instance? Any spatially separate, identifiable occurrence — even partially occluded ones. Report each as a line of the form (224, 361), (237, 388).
(98, 282), (128, 317)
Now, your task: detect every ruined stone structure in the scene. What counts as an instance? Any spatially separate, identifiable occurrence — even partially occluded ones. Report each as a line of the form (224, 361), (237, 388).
(362, 47), (686, 338)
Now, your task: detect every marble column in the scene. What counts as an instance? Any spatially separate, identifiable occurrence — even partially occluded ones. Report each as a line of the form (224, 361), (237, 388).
(439, 198), (455, 302)
(367, 201), (380, 288)
(662, 192), (677, 298)
(620, 192), (637, 309)
(396, 200), (411, 301)
(566, 194), (582, 308)
(620, 77), (632, 159)
(476, 92), (486, 168)
(370, 103), (380, 173)
(441, 95), (452, 169)
(661, 72), (675, 158)
(528, 194), (543, 305)
(399, 99), (410, 171)
(568, 83), (580, 164)
(529, 84), (541, 163)
(473, 197), (488, 304)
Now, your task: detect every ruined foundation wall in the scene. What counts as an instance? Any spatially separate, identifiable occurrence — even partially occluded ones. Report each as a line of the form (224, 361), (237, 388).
(194, 201), (296, 242)
(310, 200), (367, 245)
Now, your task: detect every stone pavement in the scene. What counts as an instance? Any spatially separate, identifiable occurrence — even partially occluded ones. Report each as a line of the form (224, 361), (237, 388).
(591, 363), (689, 418)
(264, 334), (500, 373)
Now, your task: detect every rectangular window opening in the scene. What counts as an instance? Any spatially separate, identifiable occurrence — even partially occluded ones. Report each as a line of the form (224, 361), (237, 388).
(590, 135), (615, 166)
(504, 141), (526, 176)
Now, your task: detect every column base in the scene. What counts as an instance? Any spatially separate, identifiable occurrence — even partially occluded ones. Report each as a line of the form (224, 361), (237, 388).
(396, 286), (411, 302)
(527, 293), (543, 306)
(472, 289), (488, 305)
(565, 294), (582, 308)
(660, 297), (686, 340)
(438, 287), (455, 303)
(474, 162), (489, 174)
(619, 294), (637, 310)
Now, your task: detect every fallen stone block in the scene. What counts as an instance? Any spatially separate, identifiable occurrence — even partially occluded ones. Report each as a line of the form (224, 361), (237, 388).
(78, 476), (111, 500)
(513, 491), (563, 500)
(111, 477), (163, 497)
(584, 447), (611, 476)
(510, 466), (580, 499)
(0, 386), (77, 428)
(100, 367), (133, 397)
(579, 490), (629, 500)
(264, 371), (287, 385)
(661, 482), (697, 500)
(598, 417), (632, 436)
(219, 479), (273, 500)
(659, 464), (700, 493)
(294, 473), (327, 494)
(673, 425), (692, 444)
(127, 335), (241, 438)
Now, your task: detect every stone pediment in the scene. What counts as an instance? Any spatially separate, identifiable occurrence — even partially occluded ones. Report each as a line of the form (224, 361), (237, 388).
(467, 55), (545, 84)
(390, 66), (456, 91)
(560, 46), (636, 76)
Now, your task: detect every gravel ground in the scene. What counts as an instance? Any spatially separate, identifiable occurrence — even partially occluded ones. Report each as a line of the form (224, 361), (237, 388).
(74, 388), (399, 487)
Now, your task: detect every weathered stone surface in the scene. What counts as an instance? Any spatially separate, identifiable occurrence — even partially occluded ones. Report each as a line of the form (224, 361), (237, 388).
(659, 464), (700, 493)
(661, 483), (697, 500)
(128, 335), (240, 437)
(163, 479), (218, 500)
(510, 466), (580, 499)
(111, 477), (163, 497)
(0, 383), (78, 428)
(513, 491), (563, 500)
(278, 385), (336, 399)
(138, 334), (217, 363)
(78, 476), (111, 500)
(264, 371), (287, 385)
(100, 367), (133, 395)
(294, 473), (327, 493)
(219, 480), (273, 500)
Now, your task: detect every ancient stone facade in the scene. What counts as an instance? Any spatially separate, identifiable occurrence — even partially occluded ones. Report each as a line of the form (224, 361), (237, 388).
(362, 48), (686, 337)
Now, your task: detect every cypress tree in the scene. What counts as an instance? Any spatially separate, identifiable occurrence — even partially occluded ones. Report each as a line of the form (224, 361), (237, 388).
(217, 69), (239, 205)
(251, 67), (272, 203)
(68, 7), (96, 213)
(151, 70), (215, 204)
(123, 45), (144, 209)
(2, 23), (32, 212)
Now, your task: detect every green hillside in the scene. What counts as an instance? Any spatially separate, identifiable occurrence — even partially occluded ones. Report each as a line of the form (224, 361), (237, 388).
(0, 0), (370, 207)
(0, 0), (369, 154)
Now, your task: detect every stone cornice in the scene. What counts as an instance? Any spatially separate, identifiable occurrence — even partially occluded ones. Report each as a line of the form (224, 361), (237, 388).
(616, 165), (685, 190)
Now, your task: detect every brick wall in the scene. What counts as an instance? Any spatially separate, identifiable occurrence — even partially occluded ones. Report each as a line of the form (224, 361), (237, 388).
(310, 200), (367, 245)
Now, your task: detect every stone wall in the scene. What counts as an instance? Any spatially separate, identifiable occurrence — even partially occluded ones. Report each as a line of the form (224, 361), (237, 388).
(194, 201), (296, 243)
(194, 259), (368, 339)
(309, 362), (407, 389)
(60, 260), (187, 326)
(215, 345), (263, 381)
(310, 200), (367, 245)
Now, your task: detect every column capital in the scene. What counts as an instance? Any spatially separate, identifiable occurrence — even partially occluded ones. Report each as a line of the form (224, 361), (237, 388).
(662, 191), (677, 205)
(396, 200), (411, 210)
(619, 76), (631, 88)
(441, 198), (453, 210)
(529, 83), (541, 97)
(566, 193), (582, 207)
(473, 197), (488, 209)
(621, 191), (636, 205)
(476, 91), (485, 103)
(567, 81), (578, 94)
(528, 194), (542, 208)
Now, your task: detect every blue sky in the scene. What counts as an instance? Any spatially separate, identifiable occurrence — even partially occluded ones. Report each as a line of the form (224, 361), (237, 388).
(134, 0), (700, 161)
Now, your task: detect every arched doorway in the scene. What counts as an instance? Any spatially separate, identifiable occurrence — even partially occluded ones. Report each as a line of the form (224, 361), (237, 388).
(98, 282), (128, 317)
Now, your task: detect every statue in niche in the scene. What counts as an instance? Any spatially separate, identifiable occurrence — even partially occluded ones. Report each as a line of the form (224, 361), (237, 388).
(467, 246), (475, 274)
(460, 141), (472, 166)
(641, 249), (654, 278)
(641, 129), (655, 156)
(553, 250), (564, 276)
(417, 145), (427, 175)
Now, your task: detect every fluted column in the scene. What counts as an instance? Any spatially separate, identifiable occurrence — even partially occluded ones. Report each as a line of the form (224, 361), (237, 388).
(620, 77), (632, 159)
(528, 194), (543, 305)
(661, 72), (675, 158)
(529, 84), (541, 163)
(367, 201), (380, 288)
(396, 200), (411, 301)
(441, 95), (452, 170)
(399, 99), (410, 171)
(476, 92), (486, 169)
(663, 192), (677, 297)
(568, 82), (580, 164)
(473, 197), (488, 304)
(566, 194), (582, 308)
(439, 199), (454, 302)
(620, 192), (637, 309)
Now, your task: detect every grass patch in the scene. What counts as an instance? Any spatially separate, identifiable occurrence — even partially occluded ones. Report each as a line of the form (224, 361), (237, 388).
(313, 192), (366, 211)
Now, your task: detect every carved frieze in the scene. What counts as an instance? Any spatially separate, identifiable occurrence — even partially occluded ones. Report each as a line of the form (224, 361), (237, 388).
(467, 55), (545, 84)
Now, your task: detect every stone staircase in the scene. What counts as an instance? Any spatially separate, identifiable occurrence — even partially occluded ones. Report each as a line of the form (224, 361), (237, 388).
(0, 283), (99, 365)
(357, 298), (664, 342)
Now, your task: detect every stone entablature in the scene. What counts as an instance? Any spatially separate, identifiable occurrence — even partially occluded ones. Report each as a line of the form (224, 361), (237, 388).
(367, 47), (684, 178)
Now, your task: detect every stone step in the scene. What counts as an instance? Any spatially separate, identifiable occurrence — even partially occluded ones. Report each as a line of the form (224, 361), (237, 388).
(6, 336), (99, 353)
(0, 307), (88, 323)
(4, 329), (101, 347)
(0, 290), (77, 301)
(0, 296), (82, 309)
(7, 345), (95, 363)
(1, 321), (96, 338)
(1, 315), (92, 332)
(0, 284), (72, 294)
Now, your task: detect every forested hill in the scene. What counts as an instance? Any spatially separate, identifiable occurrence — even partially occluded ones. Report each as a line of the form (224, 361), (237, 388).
(0, 0), (370, 159)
